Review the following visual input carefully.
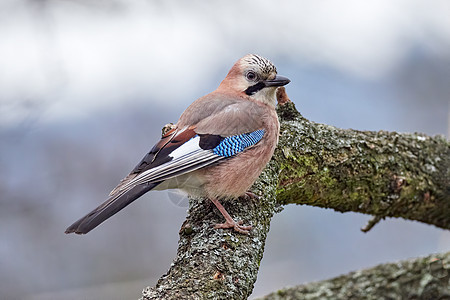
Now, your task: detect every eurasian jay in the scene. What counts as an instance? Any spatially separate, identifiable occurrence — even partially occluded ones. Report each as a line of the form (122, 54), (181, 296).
(65, 54), (290, 235)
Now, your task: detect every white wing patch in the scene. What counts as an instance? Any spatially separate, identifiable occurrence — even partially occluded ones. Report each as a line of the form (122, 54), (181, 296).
(169, 136), (201, 158)
(114, 136), (223, 193)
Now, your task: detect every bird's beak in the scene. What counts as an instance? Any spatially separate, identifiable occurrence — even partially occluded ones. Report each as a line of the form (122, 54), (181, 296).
(263, 75), (290, 87)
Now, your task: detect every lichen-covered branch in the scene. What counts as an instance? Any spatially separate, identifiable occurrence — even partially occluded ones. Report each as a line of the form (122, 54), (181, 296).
(257, 251), (450, 300)
(275, 89), (449, 230)
(141, 88), (449, 299)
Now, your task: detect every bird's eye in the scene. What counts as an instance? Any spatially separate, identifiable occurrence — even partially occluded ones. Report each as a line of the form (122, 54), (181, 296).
(246, 71), (257, 81)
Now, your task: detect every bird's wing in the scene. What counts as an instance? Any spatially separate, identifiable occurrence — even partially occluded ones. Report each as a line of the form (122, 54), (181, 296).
(109, 100), (267, 197)
(109, 126), (199, 196)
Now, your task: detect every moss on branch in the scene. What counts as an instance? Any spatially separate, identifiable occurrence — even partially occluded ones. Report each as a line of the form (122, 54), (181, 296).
(257, 251), (450, 300)
(275, 99), (449, 230)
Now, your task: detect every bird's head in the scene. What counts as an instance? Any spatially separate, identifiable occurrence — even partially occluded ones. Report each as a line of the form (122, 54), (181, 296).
(218, 54), (290, 106)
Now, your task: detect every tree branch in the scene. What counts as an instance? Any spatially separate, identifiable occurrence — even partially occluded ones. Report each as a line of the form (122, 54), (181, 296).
(275, 89), (449, 230)
(256, 251), (450, 300)
(141, 88), (449, 299)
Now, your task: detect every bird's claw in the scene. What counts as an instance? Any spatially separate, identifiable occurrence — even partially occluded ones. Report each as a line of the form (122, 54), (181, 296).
(214, 220), (252, 235)
(241, 191), (259, 200)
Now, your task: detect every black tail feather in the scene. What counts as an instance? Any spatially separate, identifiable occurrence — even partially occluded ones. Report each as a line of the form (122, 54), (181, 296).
(65, 183), (159, 234)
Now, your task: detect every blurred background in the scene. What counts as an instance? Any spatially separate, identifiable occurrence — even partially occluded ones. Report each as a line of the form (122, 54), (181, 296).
(0, 0), (449, 299)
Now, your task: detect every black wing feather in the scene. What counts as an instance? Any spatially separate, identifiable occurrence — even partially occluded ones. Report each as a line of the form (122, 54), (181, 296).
(198, 134), (225, 150)
(131, 128), (197, 174)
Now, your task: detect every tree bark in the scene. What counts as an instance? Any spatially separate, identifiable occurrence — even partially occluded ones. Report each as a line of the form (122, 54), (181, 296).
(141, 88), (449, 299)
(256, 251), (450, 300)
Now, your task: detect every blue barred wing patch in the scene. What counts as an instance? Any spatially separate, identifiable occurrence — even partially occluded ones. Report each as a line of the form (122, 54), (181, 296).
(212, 129), (265, 157)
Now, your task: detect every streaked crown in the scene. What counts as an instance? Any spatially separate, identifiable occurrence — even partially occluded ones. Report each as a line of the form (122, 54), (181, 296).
(240, 54), (277, 76)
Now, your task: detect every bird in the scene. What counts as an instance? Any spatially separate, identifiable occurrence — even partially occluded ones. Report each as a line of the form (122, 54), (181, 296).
(65, 54), (290, 235)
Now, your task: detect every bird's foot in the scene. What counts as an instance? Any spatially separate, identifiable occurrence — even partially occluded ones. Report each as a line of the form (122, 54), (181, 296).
(210, 197), (252, 234)
(241, 191), (259, 200)
(214, 220), (252, 235)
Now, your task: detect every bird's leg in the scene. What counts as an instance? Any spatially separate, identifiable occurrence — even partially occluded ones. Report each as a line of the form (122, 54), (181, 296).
(210, 198), (252, 234)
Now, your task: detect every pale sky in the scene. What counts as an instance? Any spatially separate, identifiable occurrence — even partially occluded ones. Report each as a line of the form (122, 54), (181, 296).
(0, 0), (449, 126)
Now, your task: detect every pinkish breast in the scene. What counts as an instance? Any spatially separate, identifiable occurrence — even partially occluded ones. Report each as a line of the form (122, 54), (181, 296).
(195, 107), (279, 200)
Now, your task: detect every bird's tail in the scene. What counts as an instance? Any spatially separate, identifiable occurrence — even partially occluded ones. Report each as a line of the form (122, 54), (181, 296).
(65, 183), (160, 234)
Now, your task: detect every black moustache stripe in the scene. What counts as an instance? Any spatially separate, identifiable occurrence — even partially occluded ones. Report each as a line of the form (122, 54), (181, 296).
(244, 82), (266, 95)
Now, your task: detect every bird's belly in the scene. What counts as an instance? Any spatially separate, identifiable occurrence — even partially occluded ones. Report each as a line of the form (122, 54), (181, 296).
(196, 142), (275, 199)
